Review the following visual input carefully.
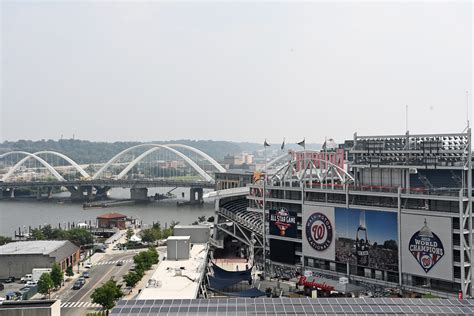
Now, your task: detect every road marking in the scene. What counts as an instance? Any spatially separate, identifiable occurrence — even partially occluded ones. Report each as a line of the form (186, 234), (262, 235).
(61, 301), (101, 309)
(96, 259), (134, 265)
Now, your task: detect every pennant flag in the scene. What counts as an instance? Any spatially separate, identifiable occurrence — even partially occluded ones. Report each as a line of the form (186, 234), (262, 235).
(264, 139), (271, 147)
(281, 138), (285, 151)
(297, 138), (306, 149)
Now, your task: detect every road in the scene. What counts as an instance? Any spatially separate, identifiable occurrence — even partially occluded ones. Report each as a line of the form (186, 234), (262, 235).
(60, 250), (138, 316)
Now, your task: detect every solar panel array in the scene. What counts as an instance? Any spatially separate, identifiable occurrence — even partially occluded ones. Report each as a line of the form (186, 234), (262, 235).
(110, 297), (474, 315)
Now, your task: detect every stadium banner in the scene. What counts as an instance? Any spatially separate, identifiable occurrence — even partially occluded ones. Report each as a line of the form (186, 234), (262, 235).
(269, 208), (297, 238)
(302, 205), (335, 261)
(401, 214), (452, 281)
(335, 207), (399, 272)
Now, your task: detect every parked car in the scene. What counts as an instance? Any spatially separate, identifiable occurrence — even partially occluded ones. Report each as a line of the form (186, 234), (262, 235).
(116, 261), (124, 266)
(129, 264), (136, 271)
(25, 281), (37, 287)
(112, 245), (119, 251)
(0, 277), (14, 283)
(82, 271), (90, 278)
(72, 281), (83, 290)
(84, 262), (93, 269)
(21, 274), (32, 283)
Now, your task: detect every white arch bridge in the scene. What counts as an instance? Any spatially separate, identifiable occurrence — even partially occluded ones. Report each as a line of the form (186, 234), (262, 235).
(0, 144), (226, 201)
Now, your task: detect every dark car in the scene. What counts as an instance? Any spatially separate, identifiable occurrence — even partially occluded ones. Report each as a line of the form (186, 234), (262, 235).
(78, 277), (86, 285)
(82, 271), (90, 278)
(0, 277), (14, 283)
(0, 283), (4, 291)
(72, 281), (83, 290)
(116, 261), (124, 266)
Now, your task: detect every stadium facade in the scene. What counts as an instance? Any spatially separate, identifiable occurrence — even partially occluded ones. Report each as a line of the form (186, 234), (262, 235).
(216, 130), (473, 298)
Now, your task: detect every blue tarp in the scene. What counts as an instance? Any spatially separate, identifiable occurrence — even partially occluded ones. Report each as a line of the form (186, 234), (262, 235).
(208, 276), (245, 290)
(222, 287), (267, 298)
(212, 263), (252, 281)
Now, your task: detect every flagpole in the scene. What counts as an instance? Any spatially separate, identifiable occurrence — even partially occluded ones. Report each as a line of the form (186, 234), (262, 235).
(263, 140), (268, 279)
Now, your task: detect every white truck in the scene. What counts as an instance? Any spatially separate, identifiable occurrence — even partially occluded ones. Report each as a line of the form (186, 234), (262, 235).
(32, 268), (52, 282)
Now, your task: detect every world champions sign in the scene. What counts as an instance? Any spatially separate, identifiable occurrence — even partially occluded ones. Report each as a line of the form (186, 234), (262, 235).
(401, 214), (453, 281)
(408, 219), (445, 273)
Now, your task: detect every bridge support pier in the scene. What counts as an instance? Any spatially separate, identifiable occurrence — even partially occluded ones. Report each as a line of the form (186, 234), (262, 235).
(10, 188), (15, 199)
(68, 186), (94, 202)
(47, 187), (53, 199)
(95, 186), (111, 200)
(36, 188), (42, 200)
(130, 187), (149, 202)
(190, 187), (203, 203)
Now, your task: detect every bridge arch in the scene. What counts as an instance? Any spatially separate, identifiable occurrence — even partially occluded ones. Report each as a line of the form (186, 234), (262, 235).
(116, 145), (214, 182)
(0, 151), (90, 179)
(92, 143), (224, 180)
(0, 151), (66, 182)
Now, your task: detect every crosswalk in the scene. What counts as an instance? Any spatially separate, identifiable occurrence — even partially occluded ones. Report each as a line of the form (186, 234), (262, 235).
(61, 301), (101, 309)
(95, 259), (134, 266)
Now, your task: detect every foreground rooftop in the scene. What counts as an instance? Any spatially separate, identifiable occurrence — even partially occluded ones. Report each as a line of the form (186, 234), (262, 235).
(136, 243), (208, 300)
(111, 297), (474, 315)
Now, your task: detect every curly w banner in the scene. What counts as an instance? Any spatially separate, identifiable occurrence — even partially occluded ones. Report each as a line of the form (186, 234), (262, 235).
(401, 214), (453, 281)
(302, 205), (335, 261)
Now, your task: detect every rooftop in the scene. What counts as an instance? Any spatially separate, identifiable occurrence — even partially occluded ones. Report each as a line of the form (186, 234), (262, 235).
(167, 236), (191, 241)
(111, 297), (474, 315)
(97, 212), (127, 219)
(0, 240), (71, 256)
(136, 244), (208, 300)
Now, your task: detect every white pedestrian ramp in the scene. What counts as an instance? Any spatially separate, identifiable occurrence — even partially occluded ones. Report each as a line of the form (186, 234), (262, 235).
(60, 301), (101, 309)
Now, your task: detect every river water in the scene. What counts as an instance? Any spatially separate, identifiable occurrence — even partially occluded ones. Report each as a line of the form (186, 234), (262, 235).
(0, 187), (215, 237)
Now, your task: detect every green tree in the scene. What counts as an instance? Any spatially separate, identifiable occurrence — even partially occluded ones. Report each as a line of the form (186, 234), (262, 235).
(126, 229), (134, 241)
(0, 236), (12, 245)
(65, 228), (94, 246)
(37, 273), (54, 298)
(66, 266), (74, 277)
(50, 263), (64, 288)
(91, 279), (123, 314)
(123, 272), (141, 288)
(31, 228), (45, 240)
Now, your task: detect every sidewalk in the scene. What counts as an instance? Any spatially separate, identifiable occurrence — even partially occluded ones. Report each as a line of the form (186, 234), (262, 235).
(122, 246), (166, 300)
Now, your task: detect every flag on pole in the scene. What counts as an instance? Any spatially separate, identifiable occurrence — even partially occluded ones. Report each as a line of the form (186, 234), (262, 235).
(297, 138), (306, 149)
(264, 139), (271, 147)
(281, 138), (285, 150)
(322, 139), (327, 151)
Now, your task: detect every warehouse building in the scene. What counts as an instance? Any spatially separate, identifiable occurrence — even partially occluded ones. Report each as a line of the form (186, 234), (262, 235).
(0, 240), (80, 278)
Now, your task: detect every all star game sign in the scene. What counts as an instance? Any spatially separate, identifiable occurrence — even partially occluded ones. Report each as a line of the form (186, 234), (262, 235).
(401, 214), (453, 281)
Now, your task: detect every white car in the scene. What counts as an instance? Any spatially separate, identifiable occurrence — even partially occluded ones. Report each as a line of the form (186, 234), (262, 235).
(84, 262), (93, 269)
(25, 281), (37, 287)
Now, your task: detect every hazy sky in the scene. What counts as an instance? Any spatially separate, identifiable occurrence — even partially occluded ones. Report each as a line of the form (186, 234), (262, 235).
(1, 1), (472, 143)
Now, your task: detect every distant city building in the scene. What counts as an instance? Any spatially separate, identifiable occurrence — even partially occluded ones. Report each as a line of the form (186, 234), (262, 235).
(97, 212), (128, 229)
(0, 240), (80, 278)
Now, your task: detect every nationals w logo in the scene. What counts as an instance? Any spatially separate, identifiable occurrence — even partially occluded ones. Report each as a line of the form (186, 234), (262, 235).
(306, 212), (333, 251)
